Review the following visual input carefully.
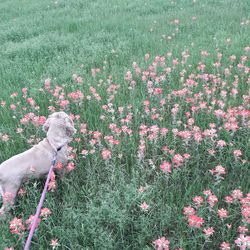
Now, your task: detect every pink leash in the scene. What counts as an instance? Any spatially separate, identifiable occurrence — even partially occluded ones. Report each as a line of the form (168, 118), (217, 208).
(23, 153), (57, 250)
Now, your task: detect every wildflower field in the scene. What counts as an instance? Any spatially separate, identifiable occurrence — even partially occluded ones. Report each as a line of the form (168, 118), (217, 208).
(0, 0), (250, 249)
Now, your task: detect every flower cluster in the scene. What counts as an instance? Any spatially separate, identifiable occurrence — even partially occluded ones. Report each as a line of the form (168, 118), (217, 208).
(8, 207), (52, 240)
(183, 188), (250, 248)
(0, 38), (249, 249)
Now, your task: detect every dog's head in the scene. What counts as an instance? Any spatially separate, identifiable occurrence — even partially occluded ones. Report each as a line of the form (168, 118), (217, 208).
(43, 112), (76, 137)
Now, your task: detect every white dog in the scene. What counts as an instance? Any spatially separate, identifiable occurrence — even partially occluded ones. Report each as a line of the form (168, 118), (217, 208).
(0, 111), (76, 215)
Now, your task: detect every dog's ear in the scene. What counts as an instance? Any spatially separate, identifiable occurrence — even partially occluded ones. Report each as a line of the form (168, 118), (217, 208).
(43, 117), (51, 132)
(65, 117), (76, 136)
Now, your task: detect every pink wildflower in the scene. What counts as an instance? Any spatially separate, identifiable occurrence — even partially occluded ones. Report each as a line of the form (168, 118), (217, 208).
(160, 161), (172, 174)
(220, 242), (230, 250)
(218, 208), (229, 219)
(192, 196), (204, 208)
(234, 150), (242, 158)
(173, 154), (184, 167)
(3, 192), (14, 206)
(10, 104), (16, 110)
(217, 140), (227, 148)
(1, 134), (9, 141)
(25, 215), (41, 230)
(66, 162), (75, 172)
(54, 162), (64, 171)
(138, 186), (146, 193)
(208, 195), (218, 207)
(9, 217), (25, 238)
(183, 153), (190, 159)
(40, 208), (52, 219)
(101, 148), (112, 160)
(140, 202), (149, 211)
(238, 226), (249, 234)
(17, 188), (26, 197)
(50, 239), (60, 249)
(203, 227), (214, 237)
(187, 215), (204, 228)
(154, 236), (170, 250)
(225, 196), (234, 203)
(242, 207), (250, 223)
(210, 165), (226, 178)
(215, 165), (226, 175)
(232, 189), (243, 200)
(235, 234), (250, 249)
(59, 100), (70, 109)
(183, 206), (196, 216)
(203, 190), (213, 196)
(48, 177), (57, 192)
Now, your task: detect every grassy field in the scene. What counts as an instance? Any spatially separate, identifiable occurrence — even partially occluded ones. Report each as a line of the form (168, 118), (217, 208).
(0, 0), (250, 249)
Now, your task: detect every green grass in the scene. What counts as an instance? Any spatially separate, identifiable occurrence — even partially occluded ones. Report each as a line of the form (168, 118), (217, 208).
(1, 0), (249, 92)
(0, 0), (250, 249)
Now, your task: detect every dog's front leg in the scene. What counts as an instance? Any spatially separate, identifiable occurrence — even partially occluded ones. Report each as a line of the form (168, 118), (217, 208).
(0, 182), (20, 215)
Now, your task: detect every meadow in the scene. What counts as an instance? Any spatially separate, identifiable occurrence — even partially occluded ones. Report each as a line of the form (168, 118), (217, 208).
(0, 0), (250, 249)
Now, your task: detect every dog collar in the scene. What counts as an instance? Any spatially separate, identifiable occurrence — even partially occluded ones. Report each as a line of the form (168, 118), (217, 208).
(46, 138), (63, 153)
